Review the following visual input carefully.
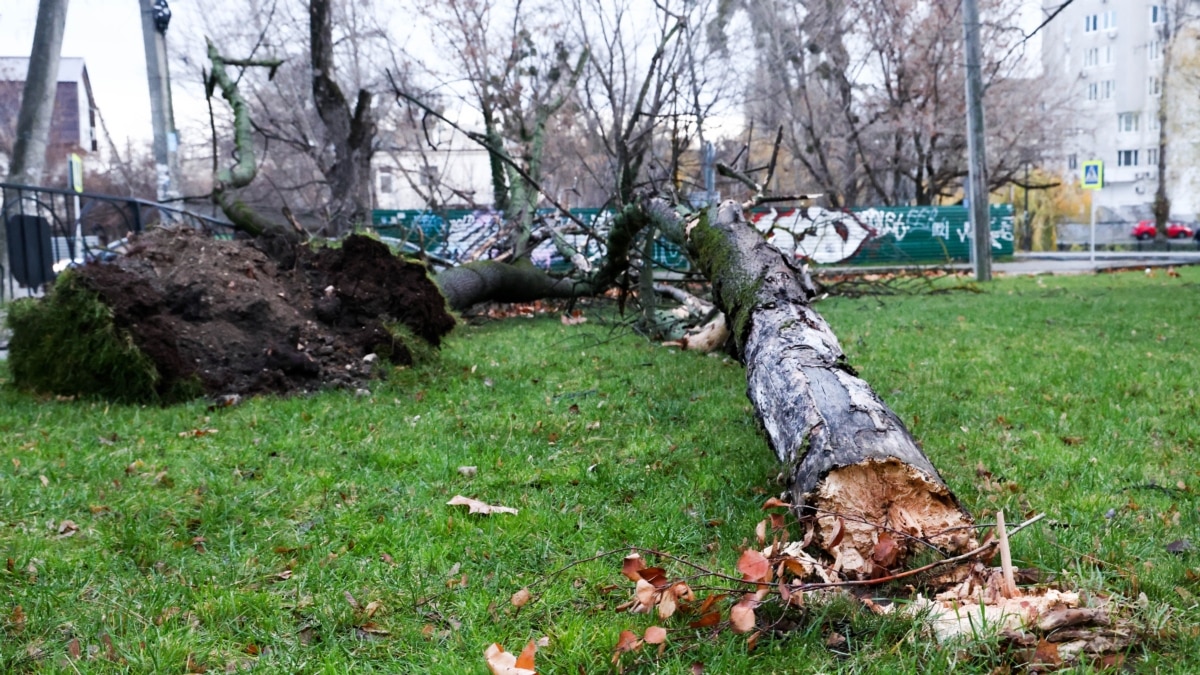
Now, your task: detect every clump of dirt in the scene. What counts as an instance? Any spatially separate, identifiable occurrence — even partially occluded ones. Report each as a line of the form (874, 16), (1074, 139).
(68, 228), (454, 399)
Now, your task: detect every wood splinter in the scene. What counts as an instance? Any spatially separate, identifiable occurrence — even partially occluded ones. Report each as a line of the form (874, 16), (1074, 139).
(995, 510), (1020, 598)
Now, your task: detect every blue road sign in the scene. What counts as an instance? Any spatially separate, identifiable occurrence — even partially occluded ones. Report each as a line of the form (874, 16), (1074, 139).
(1081, 161), (1103, 190)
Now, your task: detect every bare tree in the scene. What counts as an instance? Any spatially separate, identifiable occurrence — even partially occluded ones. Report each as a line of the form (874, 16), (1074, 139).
(726, 0), (1063, 207)
(1150, 0), (1200, 240)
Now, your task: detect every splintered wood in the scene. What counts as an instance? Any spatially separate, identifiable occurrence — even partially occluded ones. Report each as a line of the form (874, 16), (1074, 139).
(811, 458), (978, 579)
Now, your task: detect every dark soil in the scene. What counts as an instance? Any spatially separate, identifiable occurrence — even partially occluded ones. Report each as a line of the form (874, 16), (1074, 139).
(74, 228), (454, 398)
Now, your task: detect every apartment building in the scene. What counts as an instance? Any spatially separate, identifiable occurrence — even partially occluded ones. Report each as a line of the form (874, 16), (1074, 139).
(1041, 1), (1200, 220)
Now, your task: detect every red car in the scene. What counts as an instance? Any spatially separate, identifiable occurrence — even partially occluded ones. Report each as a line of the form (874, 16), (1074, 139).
(1132, 220), (1194, 240)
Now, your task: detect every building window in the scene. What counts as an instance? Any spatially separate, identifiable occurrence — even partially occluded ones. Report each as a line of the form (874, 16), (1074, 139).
(1087, 82), (1099, 101)
(420, 165), (440, 186)
(1151, 116), (1161, 131)
(1149, 40), (1163, 60)
(1068, 154), (1078, 170)
(378, 167), (393, 194)
(1102, 10), (1117, 30)
(1085, 48), (1099, 67)
(1118, 113), (1140, 132)
(1102, 80), (1116, 99)
(1104, 45), (1113, 65)
(1118, 150), (1139, 166)
(1151, 5), (1165, 24)
(1147, 148), (1159, 165)
(1085, 14), (1098, 32)
(1148, 76), (1161, 96)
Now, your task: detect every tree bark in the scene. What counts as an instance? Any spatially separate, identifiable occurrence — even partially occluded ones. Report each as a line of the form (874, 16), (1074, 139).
(668, 201), (977, 579)
(3, 0), (69, 296)
(310, 0), (375, 236)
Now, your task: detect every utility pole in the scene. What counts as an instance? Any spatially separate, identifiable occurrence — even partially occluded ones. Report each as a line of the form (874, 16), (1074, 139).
(962, 0), (991, 281)
(138, 0), (181, 204)
(3, 0), (70, 300)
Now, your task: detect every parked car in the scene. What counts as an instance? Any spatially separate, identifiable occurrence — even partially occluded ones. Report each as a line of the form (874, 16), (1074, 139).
(1132, 220), (1194, 240)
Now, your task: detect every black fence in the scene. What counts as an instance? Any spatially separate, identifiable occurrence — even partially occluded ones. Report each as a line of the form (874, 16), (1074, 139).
(0, 182), (235, 300)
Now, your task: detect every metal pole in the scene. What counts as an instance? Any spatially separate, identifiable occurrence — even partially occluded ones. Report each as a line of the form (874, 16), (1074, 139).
(138, 0), (181, 205)
(962, 0), (991, 281)
(1089, 195), (1096, 263)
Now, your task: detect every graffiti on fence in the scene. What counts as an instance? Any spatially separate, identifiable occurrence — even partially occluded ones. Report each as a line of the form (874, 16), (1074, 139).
(750, 207), (876, 264)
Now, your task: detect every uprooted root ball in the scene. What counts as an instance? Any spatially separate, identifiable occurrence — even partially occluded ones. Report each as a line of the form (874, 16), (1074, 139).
(6, 229), (455, 403)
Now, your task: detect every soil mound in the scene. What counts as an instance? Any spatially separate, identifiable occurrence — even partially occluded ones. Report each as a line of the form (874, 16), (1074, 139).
(15, 228), (454, 401)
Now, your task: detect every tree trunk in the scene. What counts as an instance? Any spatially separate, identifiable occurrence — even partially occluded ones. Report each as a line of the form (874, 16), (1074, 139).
(670, 201), (977, 579)
(310, 0), (375, 236)
(3, 0), (69, 297)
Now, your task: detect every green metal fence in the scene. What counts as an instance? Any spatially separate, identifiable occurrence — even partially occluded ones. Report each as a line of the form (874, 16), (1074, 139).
(372, 204), (1014, 268)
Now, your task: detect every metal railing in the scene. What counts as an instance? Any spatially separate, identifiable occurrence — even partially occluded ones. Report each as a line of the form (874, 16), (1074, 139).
(0, 182), (236, 301)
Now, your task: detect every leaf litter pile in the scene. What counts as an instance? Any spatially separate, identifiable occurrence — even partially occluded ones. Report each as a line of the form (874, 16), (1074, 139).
(490, 497), (1147, 673)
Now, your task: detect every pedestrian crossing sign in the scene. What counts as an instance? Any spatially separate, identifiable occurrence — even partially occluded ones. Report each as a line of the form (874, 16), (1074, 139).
(1081, 160), (1103, 190)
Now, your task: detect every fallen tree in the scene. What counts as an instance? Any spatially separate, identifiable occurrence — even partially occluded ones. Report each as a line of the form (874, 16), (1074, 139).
(652, 200), (976, 578)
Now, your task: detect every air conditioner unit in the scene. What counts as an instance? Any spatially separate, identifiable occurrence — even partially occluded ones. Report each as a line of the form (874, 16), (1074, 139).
(1108, 30), (1119, 39)
(1079, 70), (1089, 79)
(1135, 186), (1146, 194)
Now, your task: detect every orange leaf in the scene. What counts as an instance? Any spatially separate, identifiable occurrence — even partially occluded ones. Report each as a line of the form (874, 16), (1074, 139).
(634, 578), (658, 612)
(755, 519), (767, 545)
(621, 553), (646, 582)
(638, 567), (668, 586)
(730, 599), (757, 634)
(872, 532), (900, 569)
(697, 593), (726, 615)
(762, 497), (792, 510)
(689, 610), (721, 628)
(737, 549), (770, 582)
(827, 518), (845, 548)
(614, 629), (642, 653)
(511, 588), (532, 608)
(515, 640), (537, 670)
(484, 643), (537, 675)
(644, 626), (667, 645)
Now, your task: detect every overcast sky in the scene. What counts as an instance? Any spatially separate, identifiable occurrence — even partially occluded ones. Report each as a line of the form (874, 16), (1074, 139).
(1, 0), (1045, 159)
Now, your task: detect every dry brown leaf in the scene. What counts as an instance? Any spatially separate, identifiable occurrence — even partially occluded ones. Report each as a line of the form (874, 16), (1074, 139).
(561, 312), (587, 326)
(730, 599), (757, 634)
(633, 579), (657, 613)
(657, 588), (677, 619)
(447, 495), (518, 516)
(614, 630), (642, 653)
(737, 549), (770, 582)
(10, 605), (26, 632)
(67, 637), (80, 659)
(762, 497), (792, 510)
(511, 588), (532, 608)
(1033, 638), (1062, 668)
(484, 642), (537, 675)
(344, 591), (361, 610)
(828, 518), (846, 548)
(363, 600), (382, 619)
(872, 531), (900, 569)
(56, 520), (79, 538)
(689, 610), (721, 629)
(619, 552), (648, 578)
(644, 626), (667, 644)
(755, 519), (767, 545)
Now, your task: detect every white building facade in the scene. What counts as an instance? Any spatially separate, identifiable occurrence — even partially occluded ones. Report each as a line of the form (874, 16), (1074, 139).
(1041, 1), (1200, 221)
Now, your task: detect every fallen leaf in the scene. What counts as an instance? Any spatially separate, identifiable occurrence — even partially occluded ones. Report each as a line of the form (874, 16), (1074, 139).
(689, 610), (721, 629)
(458, 466), (478, 478)
(39, 475), (49, 487)
(827, 518), (845, 548)
(762, 497), (791, 510)
(447, 495), (518, 516)
(56, 520), (79, 538)
(657, 588), (677, 619)
(1033, 638), (1062, 668)
(730, 598), (757, 634)
(67, 637), (80, 659)
(872, 532), (900, 569)
(614, 630), (642, 653)
(1166, 539), (1193, 554)
(737, 549), (770, 582)
(178, 428), (218, 438)
(344, 591), (361, 610)
(9, 605), (25, 632)
(755, 519), (767, 545)
(364, 600), (382, 618)
(825, 631), (847, 649)
(511, 588), (532, 608)
(561, 312), (587, 326)
(691, 663), (705, 675)
(634, 578), (657, 612)
(644, 626), (667, 644)
(621, 553), (646, 582)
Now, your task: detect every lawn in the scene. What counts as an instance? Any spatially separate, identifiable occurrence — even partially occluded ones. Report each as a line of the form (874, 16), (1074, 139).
(2, 267), (1199, 673)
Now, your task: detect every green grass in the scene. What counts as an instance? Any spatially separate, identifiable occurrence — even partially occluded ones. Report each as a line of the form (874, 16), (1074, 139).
(2, 268), (1200, 673)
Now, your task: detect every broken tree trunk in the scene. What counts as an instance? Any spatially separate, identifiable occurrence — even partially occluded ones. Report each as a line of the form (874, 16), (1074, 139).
(666, 201), (977, 579)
